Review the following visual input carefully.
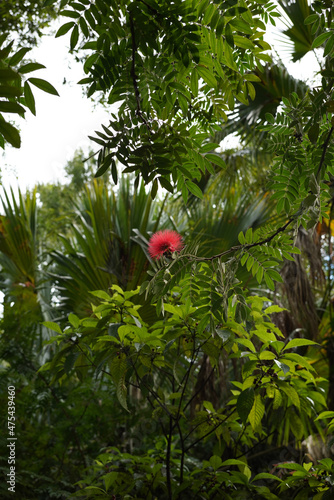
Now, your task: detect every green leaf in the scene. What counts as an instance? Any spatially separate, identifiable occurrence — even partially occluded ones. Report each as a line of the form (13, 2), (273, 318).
(238, 232), (246, 244)
(315, 411), (334, 421)
(89, 290), (111, 300)
(252, 473), (282, 482)
(277, 381), (300, 409)
(79, 17), (90, 38)
(190, 68), (198, 96)
(244, 74), (261, 82)
(221, 459), (248, 466)
(304, 14), (318, 25)
(266, 268), (283, 283)
(117, 376), (129, 411)
(0, 68), (19, 82)
(264, 305), (285, 314)
(42, 321), (62, 334)
(60, 9), (81, 19)
(55, 22), (76, 38)
(236, 338), (256, 352)
(210, 455), (223, 471)
(0, 86), (21, 98)
(70, 24), (79, 50)
(27, 78), (59, 96)
(24, 81), (36, 115)
(95, 154), (113, 177)
(0, 101), (25, 114)
(185, 180), (203, 199)
(205, 153), (226, 169)
(281, 353), (314, 371)
(151, 178), (158, 199)
(237, 387), (255, 424)
(0, 120), (20, 148)
(68, 313), (80, 328)
(259, 351), (276, 360)
(312, 31), (332, 49)
(283, 339), (318, 350)
(249, 393), (265, 431)
(264, 272), (275, 290)
(104, 472), (118, 492)
(276, 462), (307, 472)
(224, 41), (237, 70)
(8, 47), (31, 66)
(18, 63), (46, 74)
(197, 66), (217, 89)
(324, 34), (334, 57)
(274, 359), (290, 374)
(233, 35), (254, 49)
(64, 352), (78, 374)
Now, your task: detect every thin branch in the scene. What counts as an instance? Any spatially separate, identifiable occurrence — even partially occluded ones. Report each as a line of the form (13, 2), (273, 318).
(166, 417), (173, 500)
(129, 12), (151, 130)
(184, 408), (237, 453)
(183, 366), (215, 413)
(129, 357), (174, 418)
(180, 218), (294, 262)
(316, 125), (334, 180)
(18, 349), (87, 470)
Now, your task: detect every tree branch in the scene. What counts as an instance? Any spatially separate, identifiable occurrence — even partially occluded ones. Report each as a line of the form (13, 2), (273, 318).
(316, 125), (334, 180)
(181, 218), (294, 262)
(129, 12), (151, 130)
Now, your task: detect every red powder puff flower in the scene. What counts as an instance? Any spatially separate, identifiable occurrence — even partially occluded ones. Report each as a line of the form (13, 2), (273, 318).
(148, 230), (183, 259)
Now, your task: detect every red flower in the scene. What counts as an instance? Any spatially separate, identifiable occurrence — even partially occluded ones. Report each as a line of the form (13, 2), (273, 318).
(148, 230), (183, 259)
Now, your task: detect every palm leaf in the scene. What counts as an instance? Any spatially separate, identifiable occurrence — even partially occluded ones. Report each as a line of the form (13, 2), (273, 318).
(49, 176), (167, 316)
(276, 0), (314, 62)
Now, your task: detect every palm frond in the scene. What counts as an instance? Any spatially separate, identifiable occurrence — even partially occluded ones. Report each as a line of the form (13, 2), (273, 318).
(276, 0), (314, 62)
(49, 177), (167, 316)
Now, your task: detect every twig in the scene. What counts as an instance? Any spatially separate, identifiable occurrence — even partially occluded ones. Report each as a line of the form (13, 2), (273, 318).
(184, 408), (237, 453)
(166, 417), (173, 500)
(316, 125), (334, 180)
(129, 12), (151, 131)
(180, 218), (294, 262)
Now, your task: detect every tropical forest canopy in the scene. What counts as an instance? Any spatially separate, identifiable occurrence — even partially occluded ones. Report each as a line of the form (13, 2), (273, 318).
(1, 0), (334, 498)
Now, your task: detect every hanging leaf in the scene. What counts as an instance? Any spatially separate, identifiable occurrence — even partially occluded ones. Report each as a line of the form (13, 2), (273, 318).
(237, 387), (255, 424)
(0, 120), (20, 148)
(248, 393), (265, 431)
(28, 78), (59, 96)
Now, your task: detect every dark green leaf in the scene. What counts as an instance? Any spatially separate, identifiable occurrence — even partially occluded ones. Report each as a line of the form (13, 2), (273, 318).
(0, 86), (21, 98)
(24, 81), (36, 115)
(18, 63), (46, 74)
(312, 31), (332, 49)
(205, 153), (226, 169)
(283, 339), (318, 350)
(8, 48), (31, 66)
(28, 78), (59, 96)
(237, 387), (254, 424)
(55, 22), (76, 38)
(70, 25), (79, 50)
(0, 101), (25, 114)
(304, 14), (318, 25)
(185, 180), (203, 199)
(0, 120), (20, 148)
(0, 68), (20, 82)
(197, 66), (217, 89)
(94, 154), (113, 177)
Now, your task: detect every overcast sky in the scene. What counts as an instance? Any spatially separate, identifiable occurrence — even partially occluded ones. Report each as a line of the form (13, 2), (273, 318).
(1, 28), (110, 191)
(1, 15), (319, 192)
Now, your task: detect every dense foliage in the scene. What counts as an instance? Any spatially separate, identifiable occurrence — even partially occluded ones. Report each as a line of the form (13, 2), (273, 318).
(2, 0), (334, 499)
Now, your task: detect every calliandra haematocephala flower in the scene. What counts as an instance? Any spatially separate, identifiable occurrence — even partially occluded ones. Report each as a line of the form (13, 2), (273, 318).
(148, 230), (183, 259)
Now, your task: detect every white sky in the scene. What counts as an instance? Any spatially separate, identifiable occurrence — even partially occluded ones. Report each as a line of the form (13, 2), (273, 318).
(1, 13), (320, 191)
(1, 27), (110, 191)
